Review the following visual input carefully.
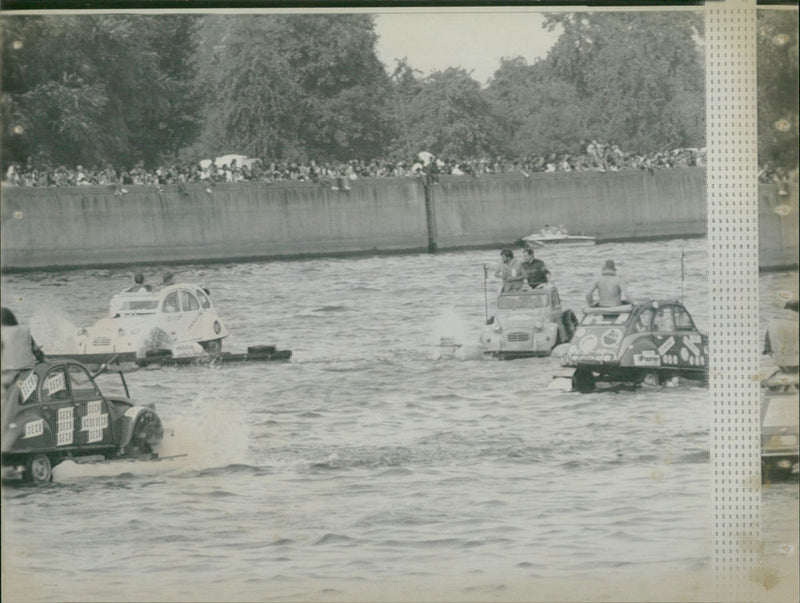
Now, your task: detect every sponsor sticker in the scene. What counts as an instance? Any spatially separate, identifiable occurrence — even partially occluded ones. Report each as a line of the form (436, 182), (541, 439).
(601, 328), (622, 348)
(633, 351), (660, 367)
(579, 335), (598, 354)
(81, 400), (108, 444)
(24, 419), (44, 439)
(684, 338), (700, 357)
(658, 336), (675, 357)
(56, 407), (74, 446)
(45, 372), (66, 396)
(19, 372), (38, 402)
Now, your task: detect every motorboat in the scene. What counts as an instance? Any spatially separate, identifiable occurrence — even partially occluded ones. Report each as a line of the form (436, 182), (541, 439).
(523, 227), (595, 247)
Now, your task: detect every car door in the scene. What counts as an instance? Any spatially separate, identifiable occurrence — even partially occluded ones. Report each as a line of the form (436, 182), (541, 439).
(650, 305), (680, 368)
(66, 363), (117, 449)
(178, 289), (204, 341)
(38, 365), (81, 452)
(671, 304), (706, 371)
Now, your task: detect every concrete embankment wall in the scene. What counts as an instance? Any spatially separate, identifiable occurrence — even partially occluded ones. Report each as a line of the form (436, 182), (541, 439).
(758, 181), (799, 271)
(1, 168), (707, 271)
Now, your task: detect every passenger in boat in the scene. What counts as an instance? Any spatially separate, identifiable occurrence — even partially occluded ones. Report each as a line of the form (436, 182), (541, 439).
(585, 260), (632, 307)
(126, 273), (152, 293)
(521, 247), (551, 288)
(495, 248), (523, 292)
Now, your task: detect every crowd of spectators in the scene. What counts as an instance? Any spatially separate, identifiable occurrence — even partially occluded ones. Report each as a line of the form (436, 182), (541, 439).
(2, 142), (708, 190)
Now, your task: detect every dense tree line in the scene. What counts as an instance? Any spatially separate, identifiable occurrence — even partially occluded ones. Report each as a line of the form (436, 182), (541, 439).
(2, 12), (708, 173)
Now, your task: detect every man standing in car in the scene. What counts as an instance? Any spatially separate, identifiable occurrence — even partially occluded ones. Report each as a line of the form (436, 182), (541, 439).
(521, 247), (551, 288)
(585, 260), (632, 307)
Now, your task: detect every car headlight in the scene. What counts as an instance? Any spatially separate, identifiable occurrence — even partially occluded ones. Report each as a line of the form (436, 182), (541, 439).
(535, 321), (544, 330)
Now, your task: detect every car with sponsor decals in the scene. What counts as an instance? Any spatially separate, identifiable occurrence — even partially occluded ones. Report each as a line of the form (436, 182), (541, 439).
(73, 282), (229, 359)
(1, 359), (163, 483)
(479, 283), (579, 359)
(560, 299), (708, 392)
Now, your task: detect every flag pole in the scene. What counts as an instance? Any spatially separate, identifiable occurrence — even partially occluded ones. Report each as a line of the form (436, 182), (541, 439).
(483, 264), (489, 322)
(680, 248), (685, 303)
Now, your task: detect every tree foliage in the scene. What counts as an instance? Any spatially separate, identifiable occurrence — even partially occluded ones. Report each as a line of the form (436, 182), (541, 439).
(1, 15), (199, 169)
(391, 66), (503, 159)
(191, 14), (394, 162)
(1, 12), (709, 171)
(757, 9), (799, 169)
(486, 12), (705, 157)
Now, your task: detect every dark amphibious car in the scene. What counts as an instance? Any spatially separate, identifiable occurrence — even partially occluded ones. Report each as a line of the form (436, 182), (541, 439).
(560, 299), (708, 392)
(2, 359), (163, 483)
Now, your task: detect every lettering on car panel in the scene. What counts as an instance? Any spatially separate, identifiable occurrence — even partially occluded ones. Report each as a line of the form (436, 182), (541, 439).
(23, 419), (44, 439)
(19, 371), (38, 402)
(81, 400), (109, 443)
(56, 407), (74, 446)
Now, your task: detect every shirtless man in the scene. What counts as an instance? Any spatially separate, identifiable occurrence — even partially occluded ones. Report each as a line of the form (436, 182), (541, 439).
(585, 260), (632, 307)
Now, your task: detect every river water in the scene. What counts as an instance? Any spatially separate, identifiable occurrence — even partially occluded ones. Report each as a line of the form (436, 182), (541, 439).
(1, 238), (797, 602)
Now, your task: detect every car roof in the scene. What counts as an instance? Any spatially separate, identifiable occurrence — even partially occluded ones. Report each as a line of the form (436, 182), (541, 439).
(114, 283), (208, 301)
(583, 299), (684, 315)
(498, 284), (557, 297)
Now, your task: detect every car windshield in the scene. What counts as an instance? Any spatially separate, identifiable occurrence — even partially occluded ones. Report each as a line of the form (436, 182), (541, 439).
(118, 300), (159, 312)
(497, 293), (546, 310)
(581, 312), (631, 326)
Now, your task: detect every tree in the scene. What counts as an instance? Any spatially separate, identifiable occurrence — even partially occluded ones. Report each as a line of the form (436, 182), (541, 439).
(1, 15), (200, 170)
(757, 9), (799, 170)
(192, 14), (394, 163)
(486, 57), (588, 157)
(486, 13), (705, 157)
(394, 67), (504, 160)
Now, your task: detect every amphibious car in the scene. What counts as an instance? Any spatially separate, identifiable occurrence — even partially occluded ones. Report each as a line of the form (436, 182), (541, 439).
(479, 283), (578, 359)
(561, 300), (708, 392)
(2, 359), (163, 482)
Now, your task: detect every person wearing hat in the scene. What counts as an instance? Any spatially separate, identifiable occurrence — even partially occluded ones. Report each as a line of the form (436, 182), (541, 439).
(495, 248), (523, 292)
(585, 260), (632, 307)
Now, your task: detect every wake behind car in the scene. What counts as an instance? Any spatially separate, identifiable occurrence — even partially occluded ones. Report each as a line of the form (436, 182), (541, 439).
(561, 299), (708, 392)
(2, 358), (163, 483)
(479, 283), (579, 359)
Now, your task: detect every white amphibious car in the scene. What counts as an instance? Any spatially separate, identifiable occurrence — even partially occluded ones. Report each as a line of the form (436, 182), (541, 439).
(75, 283), (229, 359)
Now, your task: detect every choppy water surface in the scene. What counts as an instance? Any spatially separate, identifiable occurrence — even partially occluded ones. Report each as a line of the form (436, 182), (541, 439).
(0, 239), (795, 601)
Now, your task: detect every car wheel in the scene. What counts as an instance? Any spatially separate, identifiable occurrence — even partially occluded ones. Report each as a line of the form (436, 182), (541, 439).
(205, 339), (223, 354)
(25, 453), (53, 483)
(640, 371), (661, 387)
(573, 368), (596, 394)
(128, 413), (163, 458)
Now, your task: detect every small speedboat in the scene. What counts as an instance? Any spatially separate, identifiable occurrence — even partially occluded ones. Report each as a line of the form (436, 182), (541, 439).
(523, 227), (595, 247)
